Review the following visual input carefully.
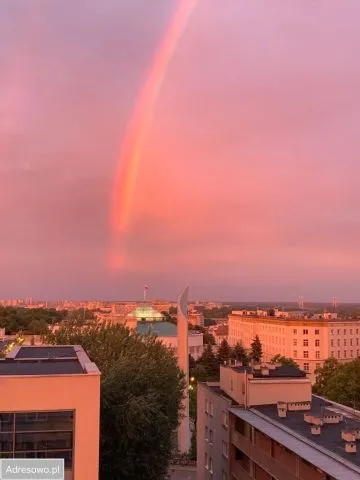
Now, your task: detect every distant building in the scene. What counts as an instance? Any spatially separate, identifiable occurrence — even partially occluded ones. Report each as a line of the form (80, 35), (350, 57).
(197, 361), (360, 480)
(0, 345), (100, 480)
(189, 311), (204, 327)
(209, 323), (229, 345)
(229, 312), (360, 380)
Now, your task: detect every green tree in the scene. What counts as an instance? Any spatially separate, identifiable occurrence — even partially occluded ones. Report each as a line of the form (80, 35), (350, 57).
(321, 359), (360, 409)
(217, 339), (231, 365)
(313, 357), (340, 395)
(271, 354), (299, 368)
(231, 342), (249, 365)
(197, 344), (219, 378)
(203, 332), (216, 345)
(250, 335), (262, 363)
(45, 323), (184, 480)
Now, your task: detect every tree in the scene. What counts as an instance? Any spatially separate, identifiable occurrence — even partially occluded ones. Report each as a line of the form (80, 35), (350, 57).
(189, 354), (196, 370)
(44, 323), (185, 480)
(271, 354), (299, 368)
(197, 344), (219, 378)
(203, 332), (216, 346)
(250, 335), (262, 363)
(313, 357), (340, 395)
(217, 339), (231, 365)
(231, 342), (249, 365)
(320, 359), (360, 409)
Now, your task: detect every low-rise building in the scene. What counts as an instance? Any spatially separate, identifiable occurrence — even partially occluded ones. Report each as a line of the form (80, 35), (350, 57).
(197, 361), (360, 480)
(0, 345), (100, 480)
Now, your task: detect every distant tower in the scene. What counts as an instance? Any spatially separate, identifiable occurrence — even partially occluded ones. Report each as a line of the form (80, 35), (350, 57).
(332, 296), (338, 309)
(177, 286), (190, 453)
(298, 296), (304, 310)
(144, 285), (149, 302)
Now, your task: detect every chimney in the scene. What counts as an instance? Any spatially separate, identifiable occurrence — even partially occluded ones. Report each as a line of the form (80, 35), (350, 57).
(342, 430), (356, 442)
(311, 424), (321, 435)
(277, 402), (287, 418)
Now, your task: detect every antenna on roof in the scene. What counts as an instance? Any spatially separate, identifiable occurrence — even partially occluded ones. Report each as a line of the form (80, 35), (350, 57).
(144, 285), (149, 302)
(298, 296), (304, 310)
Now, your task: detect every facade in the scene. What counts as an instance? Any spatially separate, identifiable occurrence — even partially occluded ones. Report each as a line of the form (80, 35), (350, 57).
(0, 345), (100, 480)
(189, 311), (205, 327)
(209, 323), (229, 346)
(229, 312), (360, 380)
(197, 383), (232, 480)
(197, 361), (360, 480)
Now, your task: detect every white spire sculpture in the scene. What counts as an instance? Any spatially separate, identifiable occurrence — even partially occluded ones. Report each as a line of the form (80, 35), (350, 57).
(177, 286), (190, 453)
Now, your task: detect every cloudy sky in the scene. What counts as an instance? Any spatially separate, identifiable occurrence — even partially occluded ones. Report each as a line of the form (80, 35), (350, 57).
(1, 0), (360, 301)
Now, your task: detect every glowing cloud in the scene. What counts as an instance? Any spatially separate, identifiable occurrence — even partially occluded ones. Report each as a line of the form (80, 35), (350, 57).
(110, 0), (198, 269)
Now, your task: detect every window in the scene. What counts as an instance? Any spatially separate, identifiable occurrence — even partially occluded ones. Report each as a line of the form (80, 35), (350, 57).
(222, 412), (229, 428)
(351, 350), (353, 358)
(344, 329), (347, 335)
(209, 457), (213, 474)
(338, 351), (340, 358)
(331, 351), (334, 357)
(205, 399), (209, 414)
(344, 340), (347, 347)
(316, 363), (321, 370)
(303, 339), (309, 346)
(344, 351), (347, 358)
(222, 441), (228, 458)
(350, 339), (353, 346)
(209, 429), (213, 443)
(205, 453), (208, 469)
(337, 329), (340, 335)
(303, 351), (309, 358)
(337, 339), (340, 347)
(315, 351), (320, 359)
(350, 329), (353, 335)
(315, 339), (320, 347)
(293, 339), (297, 346)
(331, 329), (333, 335)
(205, 426), (209, 441)
(293, 329), (297, 334)
(331, 340), (334, 347)
(304, 363), (309, 371)
(357, 329), (359, 335)
(357, 339), (359, 346)
(0, 411), (73, 471)
(303, 329), (308, 335)
(315, 329), (320, 335)
(293, 350), (297, 358)
(209, 402), (214, 417)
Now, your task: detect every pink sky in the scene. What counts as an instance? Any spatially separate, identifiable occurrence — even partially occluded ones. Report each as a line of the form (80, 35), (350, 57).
(1, 0), (360, 301)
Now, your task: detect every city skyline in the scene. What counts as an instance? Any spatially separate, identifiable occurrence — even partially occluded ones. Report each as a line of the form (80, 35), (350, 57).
(1, 0), (360, 301)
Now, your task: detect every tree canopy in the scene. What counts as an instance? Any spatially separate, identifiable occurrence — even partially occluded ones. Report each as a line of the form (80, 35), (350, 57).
(44, 322), (185, 480)
(231, 342), (249, 365)
(250, 335), (262, 363)
(271, 354), (299, 368)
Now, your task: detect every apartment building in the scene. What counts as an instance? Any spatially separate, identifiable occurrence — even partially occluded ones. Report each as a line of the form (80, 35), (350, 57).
(0, 345), (100, 480)
(228, 311), (360, 379)
(197, 361), (360, 480)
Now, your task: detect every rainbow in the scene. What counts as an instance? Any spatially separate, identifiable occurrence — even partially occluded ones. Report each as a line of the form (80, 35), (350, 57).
(109, 0), (198, 268)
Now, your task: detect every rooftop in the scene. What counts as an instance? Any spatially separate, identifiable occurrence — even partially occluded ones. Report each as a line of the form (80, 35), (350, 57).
(255, 396), (360, 469)
(228, 363), (307, 379)
(136, 321), (200, 337)
(126, 304), (165, 321)
(0, 345), (100, 376)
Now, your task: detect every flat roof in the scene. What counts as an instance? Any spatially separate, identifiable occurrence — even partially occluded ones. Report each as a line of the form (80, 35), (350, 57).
(230, 398), (360, 480)
(0, 345), (100, 376)
(14, 346), (77, 359)
(256, 396), (360, 468)
(227, 364), (306, 379)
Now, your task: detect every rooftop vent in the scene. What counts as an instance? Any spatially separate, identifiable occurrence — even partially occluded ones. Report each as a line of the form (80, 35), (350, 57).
(345, 442), (357, 454)
(261, 367), (269, 376)
(311, 424), (321, 435)
(342, 429), (356, 442)
(288, 402), (311, 412)
(277, 401), (287, 418)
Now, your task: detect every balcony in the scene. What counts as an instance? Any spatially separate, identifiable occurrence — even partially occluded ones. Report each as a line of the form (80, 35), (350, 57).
(230, 429), (298, 480)
(231, 461), (252, 480)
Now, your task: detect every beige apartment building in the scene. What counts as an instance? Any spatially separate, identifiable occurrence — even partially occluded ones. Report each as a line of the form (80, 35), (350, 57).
(229, 311), (360, 379)
(0, 345), (100, 480)
(197, 361), (360, 480)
